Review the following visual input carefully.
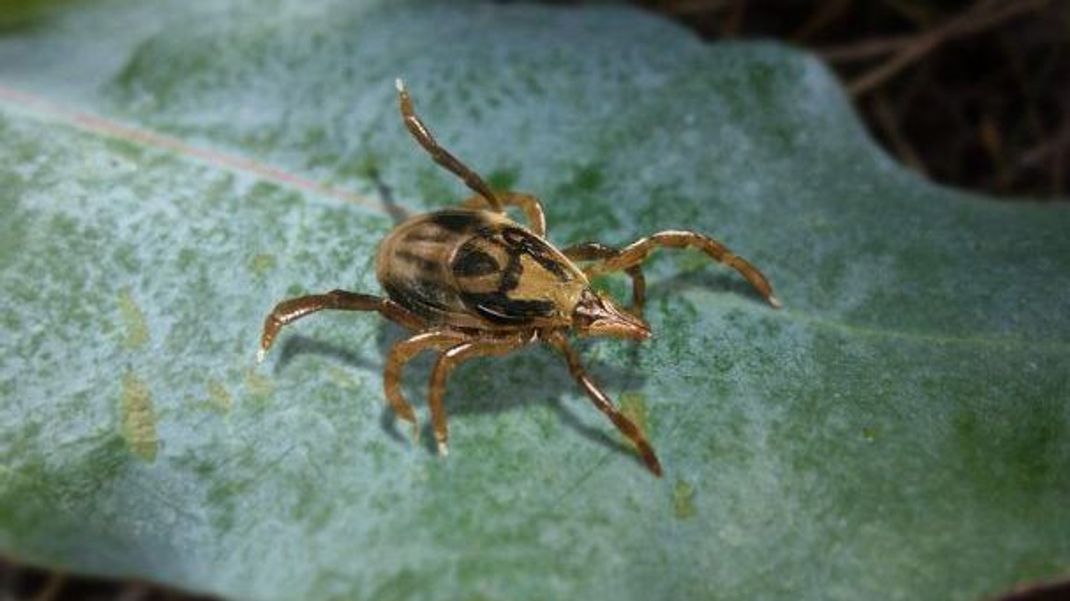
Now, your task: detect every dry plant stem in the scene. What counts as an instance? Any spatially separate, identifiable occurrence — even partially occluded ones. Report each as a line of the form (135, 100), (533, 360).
(653, 0), (732, 16)
(1003, 116), (1070, 194)
(821, 34), (916, 63)
(116, 582), (150, 601)
(791, 0), (852, 43)
(30, 571), (66, 601)
(849, 30), (941, 95)
(847, 0), (1051, 95)
(880, 0), (936, 28)
(721, 0), (746, 36)
(871, 92), (927, 174)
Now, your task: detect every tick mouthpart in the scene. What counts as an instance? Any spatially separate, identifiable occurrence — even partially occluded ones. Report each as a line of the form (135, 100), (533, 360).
(573, 289), (651, 340)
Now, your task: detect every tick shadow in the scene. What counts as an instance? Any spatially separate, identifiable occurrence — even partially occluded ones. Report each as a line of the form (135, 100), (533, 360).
(274, 320), (648, 468)
(408, 339), (647, 463)
(651, 269), (768, 305)
(367, 163), (410, 226)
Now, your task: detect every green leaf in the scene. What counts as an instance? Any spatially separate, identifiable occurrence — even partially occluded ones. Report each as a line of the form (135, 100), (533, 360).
(1, 2), (1068, 599)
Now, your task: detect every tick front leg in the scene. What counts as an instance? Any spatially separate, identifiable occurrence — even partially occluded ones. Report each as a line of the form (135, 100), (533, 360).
(562, 242), (647, 314)
(586, 231), (781, 308)
(258, 290), (425, 362)
(427, 334), (530, 456)
(384, 330), (470, 441)
(462, 192), (547, 237)
(546, 333), (662, 476)
(395, 79), (503, 212)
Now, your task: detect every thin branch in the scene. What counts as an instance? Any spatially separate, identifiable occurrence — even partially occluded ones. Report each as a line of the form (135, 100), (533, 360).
(821, 34), (917, 63)
(720, 0), (746, 37)
(29, 572), (66, 601)
(848, 0), (1051, 96)
(792, 0), (852, 43)
(652, 0), (732, 16)
(871, 92), (927, 174)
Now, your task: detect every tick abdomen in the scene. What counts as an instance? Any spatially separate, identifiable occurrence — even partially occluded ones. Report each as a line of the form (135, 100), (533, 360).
(376, 209), (586, 329)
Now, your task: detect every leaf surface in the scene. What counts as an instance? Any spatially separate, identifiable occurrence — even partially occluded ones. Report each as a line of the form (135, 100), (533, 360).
(1, 2), (1068, 600)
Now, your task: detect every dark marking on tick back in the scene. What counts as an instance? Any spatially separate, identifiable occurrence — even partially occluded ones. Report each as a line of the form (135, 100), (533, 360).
(499, 252), (523, 292)
(382, 279), (452, 321)
(428, 210), (486, 233)
(403, 230), (454, 244)
(501, 227), (570, 280)
(452, 245), (501, 277)
(461, 292), (555, 324)
(396, 249), (439, 273)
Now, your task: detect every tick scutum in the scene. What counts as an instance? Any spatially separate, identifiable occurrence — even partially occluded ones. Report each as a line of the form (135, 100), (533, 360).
(377, 208), (589, 329)
(452, 245), (501, 277)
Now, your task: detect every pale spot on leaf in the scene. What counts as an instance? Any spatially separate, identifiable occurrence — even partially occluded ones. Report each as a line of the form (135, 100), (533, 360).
(117, 288), (149, 350)
(207, 378), (233, 414)
(120, 371), (157, 461)
(672, 479), (696, 520)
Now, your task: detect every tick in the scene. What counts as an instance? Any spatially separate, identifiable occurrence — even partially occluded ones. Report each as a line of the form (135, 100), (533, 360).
(258, 80), (781, 476)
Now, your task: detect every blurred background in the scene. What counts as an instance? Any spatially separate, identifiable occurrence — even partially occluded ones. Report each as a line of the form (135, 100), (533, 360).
(2, 0), (1067, 599)
(631, 0), (1069, 200)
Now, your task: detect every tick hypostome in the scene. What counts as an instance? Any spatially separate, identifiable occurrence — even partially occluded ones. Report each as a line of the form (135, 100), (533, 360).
(258, 78), (781, 476)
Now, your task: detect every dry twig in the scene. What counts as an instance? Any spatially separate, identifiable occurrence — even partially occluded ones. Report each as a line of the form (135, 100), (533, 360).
(844, 0), (1051, 95)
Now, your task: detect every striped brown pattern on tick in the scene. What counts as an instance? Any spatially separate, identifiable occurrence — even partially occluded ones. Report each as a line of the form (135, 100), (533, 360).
(375, 209), (587, 329)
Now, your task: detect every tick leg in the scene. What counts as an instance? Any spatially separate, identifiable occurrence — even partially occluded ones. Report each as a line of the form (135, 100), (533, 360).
(562, 242), (647, 314)
(258, 290), (425, 362)
(384, 330), (470, 441)
(546, 333), (662, 476)
(395, 79), (503, 212)
(428, 334), (530, 456)
(585, 231), (781, 308)
(462, 192), (547, 237)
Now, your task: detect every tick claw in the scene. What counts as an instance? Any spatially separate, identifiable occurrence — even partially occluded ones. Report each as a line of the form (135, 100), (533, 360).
(768, 295), (783, 309)
(437, 441), (449, 457)
(256, 348), (266, 363)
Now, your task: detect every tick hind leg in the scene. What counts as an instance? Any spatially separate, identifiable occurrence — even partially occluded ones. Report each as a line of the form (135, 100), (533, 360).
(395, 79), (503, 213)
(462, 192), (547, 237)
(584, 231), (781, 308)
(384, 330), (470, 440)
(427, 334), (530, 456)
(258, 290), (425, 362)
(546, 333), (662, 476)
(562, 242), (647, 314)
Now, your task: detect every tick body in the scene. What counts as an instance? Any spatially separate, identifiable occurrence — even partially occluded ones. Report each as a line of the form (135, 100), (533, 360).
(258, 79), (781, 476)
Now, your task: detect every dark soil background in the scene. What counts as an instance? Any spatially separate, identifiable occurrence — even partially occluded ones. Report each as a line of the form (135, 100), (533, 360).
(634, 0), (1069, 201)
(3, 1), (1067, 600)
